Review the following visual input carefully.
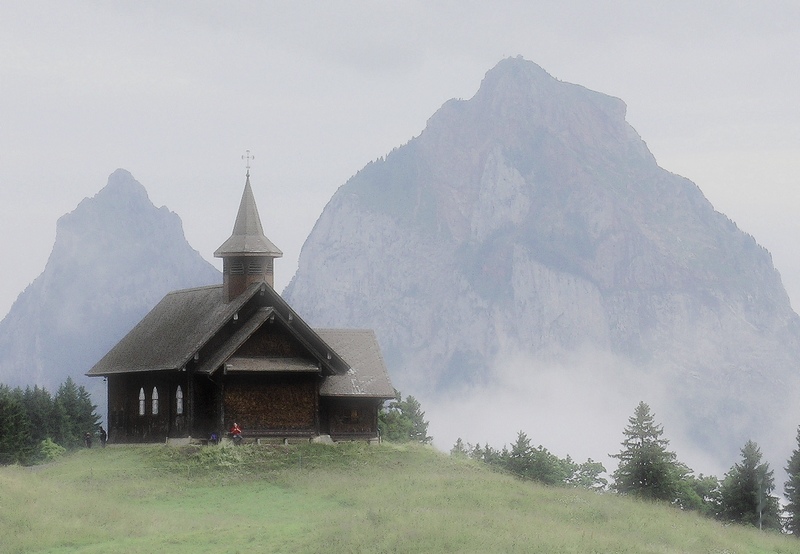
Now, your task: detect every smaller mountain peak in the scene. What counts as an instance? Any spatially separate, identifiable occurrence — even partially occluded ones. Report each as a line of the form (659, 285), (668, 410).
(490, 56), (553, 79)
(97, 169), (151, 206)
(57, 169), (159, 236)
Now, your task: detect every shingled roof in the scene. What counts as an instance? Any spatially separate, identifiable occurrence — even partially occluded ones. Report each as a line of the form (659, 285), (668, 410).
(87, 284), (248, 374)
(318, 329), (395, 398)
(87, 282), (394, 398)
(214, 176), (282, 258)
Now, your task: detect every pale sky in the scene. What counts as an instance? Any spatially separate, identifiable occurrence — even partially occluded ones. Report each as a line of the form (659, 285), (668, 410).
(1, 1), (799, 321)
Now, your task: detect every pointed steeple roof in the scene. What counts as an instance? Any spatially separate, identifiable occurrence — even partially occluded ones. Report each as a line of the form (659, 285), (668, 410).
(214, 173), (283, 258)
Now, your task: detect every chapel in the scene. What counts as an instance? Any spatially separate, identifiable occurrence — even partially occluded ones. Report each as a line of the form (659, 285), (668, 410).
(87, 170), (395, 443)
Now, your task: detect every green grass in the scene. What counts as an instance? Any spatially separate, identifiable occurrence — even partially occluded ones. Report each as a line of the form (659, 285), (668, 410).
(1, 443), (799, 553)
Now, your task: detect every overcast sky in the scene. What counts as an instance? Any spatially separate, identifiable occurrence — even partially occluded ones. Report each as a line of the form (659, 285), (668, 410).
(1, 1), (799, 321)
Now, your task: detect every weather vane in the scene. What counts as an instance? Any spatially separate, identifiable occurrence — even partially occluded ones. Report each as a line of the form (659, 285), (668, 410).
(242, 150), (254, 176)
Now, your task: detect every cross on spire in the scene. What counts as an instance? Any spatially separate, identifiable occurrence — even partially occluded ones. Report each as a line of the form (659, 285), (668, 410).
(242, 150), (254, 176)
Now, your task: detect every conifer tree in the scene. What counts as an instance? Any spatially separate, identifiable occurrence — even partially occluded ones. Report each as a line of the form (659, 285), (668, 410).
(611, 401), (679, 501)
(719, 440), (780, 530)
(0, 385), (33, 465)
(785, 427), (800, 535)
(497, 431), (576, 486)
(378, 390), (432, 444)
(22, 386), (57, 445)
(54, 377), (100, 448)
(450, 437), (468, 456)
(506, 431), (533, 477)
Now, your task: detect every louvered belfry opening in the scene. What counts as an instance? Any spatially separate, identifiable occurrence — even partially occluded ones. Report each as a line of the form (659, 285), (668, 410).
(214, 173), (282, 302)
(222, 256), (275, 299)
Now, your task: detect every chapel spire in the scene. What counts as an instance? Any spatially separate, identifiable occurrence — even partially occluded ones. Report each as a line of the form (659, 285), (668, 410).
(214, 165), (283, 301)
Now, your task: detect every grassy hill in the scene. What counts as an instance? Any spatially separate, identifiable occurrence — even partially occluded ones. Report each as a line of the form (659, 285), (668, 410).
(1, 442), (798, 553)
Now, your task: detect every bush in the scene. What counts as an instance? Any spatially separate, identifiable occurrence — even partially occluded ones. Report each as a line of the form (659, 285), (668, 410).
(38, 438), (66, 463)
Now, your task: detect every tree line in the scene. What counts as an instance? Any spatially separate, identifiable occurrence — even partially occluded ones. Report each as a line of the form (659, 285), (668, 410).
(0, 377), (101, 465)
(452, 400), (800, 536)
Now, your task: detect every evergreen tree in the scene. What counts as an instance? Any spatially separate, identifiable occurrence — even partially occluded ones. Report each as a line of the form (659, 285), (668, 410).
(470, 442), (501, 465)
(22, 386), (57, 445)
(611, 401), (680, 501)
(719, 440), (781, 530)
(786, 427), (800, 535)
(0, 385), (33, 465)
(494, 431), (575, 486)
(55, 377), (100, 448)
(505, 431), (534, 478)
(451, 437), (468, 456)
(378, 390), (432, 444)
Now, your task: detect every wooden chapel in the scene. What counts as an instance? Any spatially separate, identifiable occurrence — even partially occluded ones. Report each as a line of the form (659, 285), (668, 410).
(87, 170), (395, 443)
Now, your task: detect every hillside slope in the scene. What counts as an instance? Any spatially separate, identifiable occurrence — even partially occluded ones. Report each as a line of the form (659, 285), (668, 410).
(2, 443), (797, 553)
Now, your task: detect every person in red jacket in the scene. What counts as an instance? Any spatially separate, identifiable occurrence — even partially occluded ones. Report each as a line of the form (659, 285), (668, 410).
(230, 422), (242, 445)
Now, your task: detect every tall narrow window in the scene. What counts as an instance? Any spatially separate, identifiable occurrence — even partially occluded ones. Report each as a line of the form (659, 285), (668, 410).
(138, 388), (145, 416)
(152, 387), (159, 415)
(176, 386), (184, 415)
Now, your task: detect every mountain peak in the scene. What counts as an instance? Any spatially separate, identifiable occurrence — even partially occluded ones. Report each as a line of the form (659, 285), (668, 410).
(93, 168), (151, 208)
(480, 56), (555, 88)
(468, 56), (628, 129)
(285, 58), (800, 470)
(0, 170), (221, 396)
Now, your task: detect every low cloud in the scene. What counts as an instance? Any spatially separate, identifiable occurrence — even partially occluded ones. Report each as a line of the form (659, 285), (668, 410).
(423, 346), (731, 478)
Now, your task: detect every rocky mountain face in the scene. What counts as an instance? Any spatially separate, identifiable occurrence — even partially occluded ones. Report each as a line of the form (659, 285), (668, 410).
(0, 169), (221, 397)
(284, 57), (800, 469)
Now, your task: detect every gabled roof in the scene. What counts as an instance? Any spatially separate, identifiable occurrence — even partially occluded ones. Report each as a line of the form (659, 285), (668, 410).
(214, 175), (283, 258)
(87, 284), (251, 375)
(194, 307), (276, 375)
(317, 329), (395, 398)
(87, 281), (353, 377)
(257, 282), (351, 375)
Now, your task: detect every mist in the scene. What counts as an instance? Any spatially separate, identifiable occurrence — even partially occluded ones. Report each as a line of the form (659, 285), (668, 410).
(423, 345), (756, 481)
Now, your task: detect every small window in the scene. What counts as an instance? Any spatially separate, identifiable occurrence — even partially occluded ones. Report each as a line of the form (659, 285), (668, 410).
(176, 386), (183, 415)
(152, 387), (159, 415)
(247, 259), (263, 274)
(138, 388), (145, 416)
(343, 408), (361, 423)
(230, 260), (245, 275)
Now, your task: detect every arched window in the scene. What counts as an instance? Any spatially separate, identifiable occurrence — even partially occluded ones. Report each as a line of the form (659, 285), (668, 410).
(152, 387), (159, 415)
(138, 388), (145, 416)
(176, 386), (183, 415)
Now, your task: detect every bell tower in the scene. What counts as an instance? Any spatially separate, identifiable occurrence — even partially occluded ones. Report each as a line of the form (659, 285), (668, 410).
(214, 166), (283, 301)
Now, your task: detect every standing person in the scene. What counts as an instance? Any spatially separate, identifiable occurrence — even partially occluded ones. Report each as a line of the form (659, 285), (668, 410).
(84, 432), (92, 448)
(230, 422), (242, 445)
(99, 426), (107, 448)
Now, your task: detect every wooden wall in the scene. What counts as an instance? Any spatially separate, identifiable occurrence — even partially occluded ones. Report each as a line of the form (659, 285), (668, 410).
(107, 373), (187, 443)
(237, 323), (307, 358)
(223, 374), (317, 435)
(323, 398), (380, 439)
